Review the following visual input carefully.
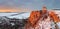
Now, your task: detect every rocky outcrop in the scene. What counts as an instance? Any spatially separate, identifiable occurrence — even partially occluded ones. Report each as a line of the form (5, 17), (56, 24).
(25, 6), (60, 29)
(27, 6), (47, 27)
(28, 11), (41, 27)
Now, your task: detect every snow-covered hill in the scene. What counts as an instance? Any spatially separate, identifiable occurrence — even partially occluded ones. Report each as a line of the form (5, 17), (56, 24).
(8, 12), (30, 19)
(0, 12), (30, 19)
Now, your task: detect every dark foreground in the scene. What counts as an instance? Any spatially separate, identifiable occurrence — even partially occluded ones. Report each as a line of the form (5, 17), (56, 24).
(0, 17), (27, 29)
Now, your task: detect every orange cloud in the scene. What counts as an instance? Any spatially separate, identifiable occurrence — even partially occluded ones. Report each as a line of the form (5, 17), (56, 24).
(0, 9), (19, 12)
(0, 7), (33, 12)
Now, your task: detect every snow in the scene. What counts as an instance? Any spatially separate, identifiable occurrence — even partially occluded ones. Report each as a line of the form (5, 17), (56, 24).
(0, 12), (30, 19)
(56, 22), (60, 29)
(0, 13), (18, 16)
(8, 12), (30, 19)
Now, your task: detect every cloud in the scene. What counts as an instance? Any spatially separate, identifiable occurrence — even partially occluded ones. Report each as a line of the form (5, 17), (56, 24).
(0, 0), (60, 10)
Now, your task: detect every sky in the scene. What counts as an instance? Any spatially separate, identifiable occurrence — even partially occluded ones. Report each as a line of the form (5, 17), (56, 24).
(0, 0), (60, 11)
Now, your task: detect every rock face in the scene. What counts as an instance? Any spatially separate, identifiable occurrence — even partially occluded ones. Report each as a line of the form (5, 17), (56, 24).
(28, 6), (47, 27)
(29, 6), (47, 25)
(24, 6), (48, 29)
(28, 11), (41, 27)
(25, 6), (60, 29)
(24, 11), (41, 29)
